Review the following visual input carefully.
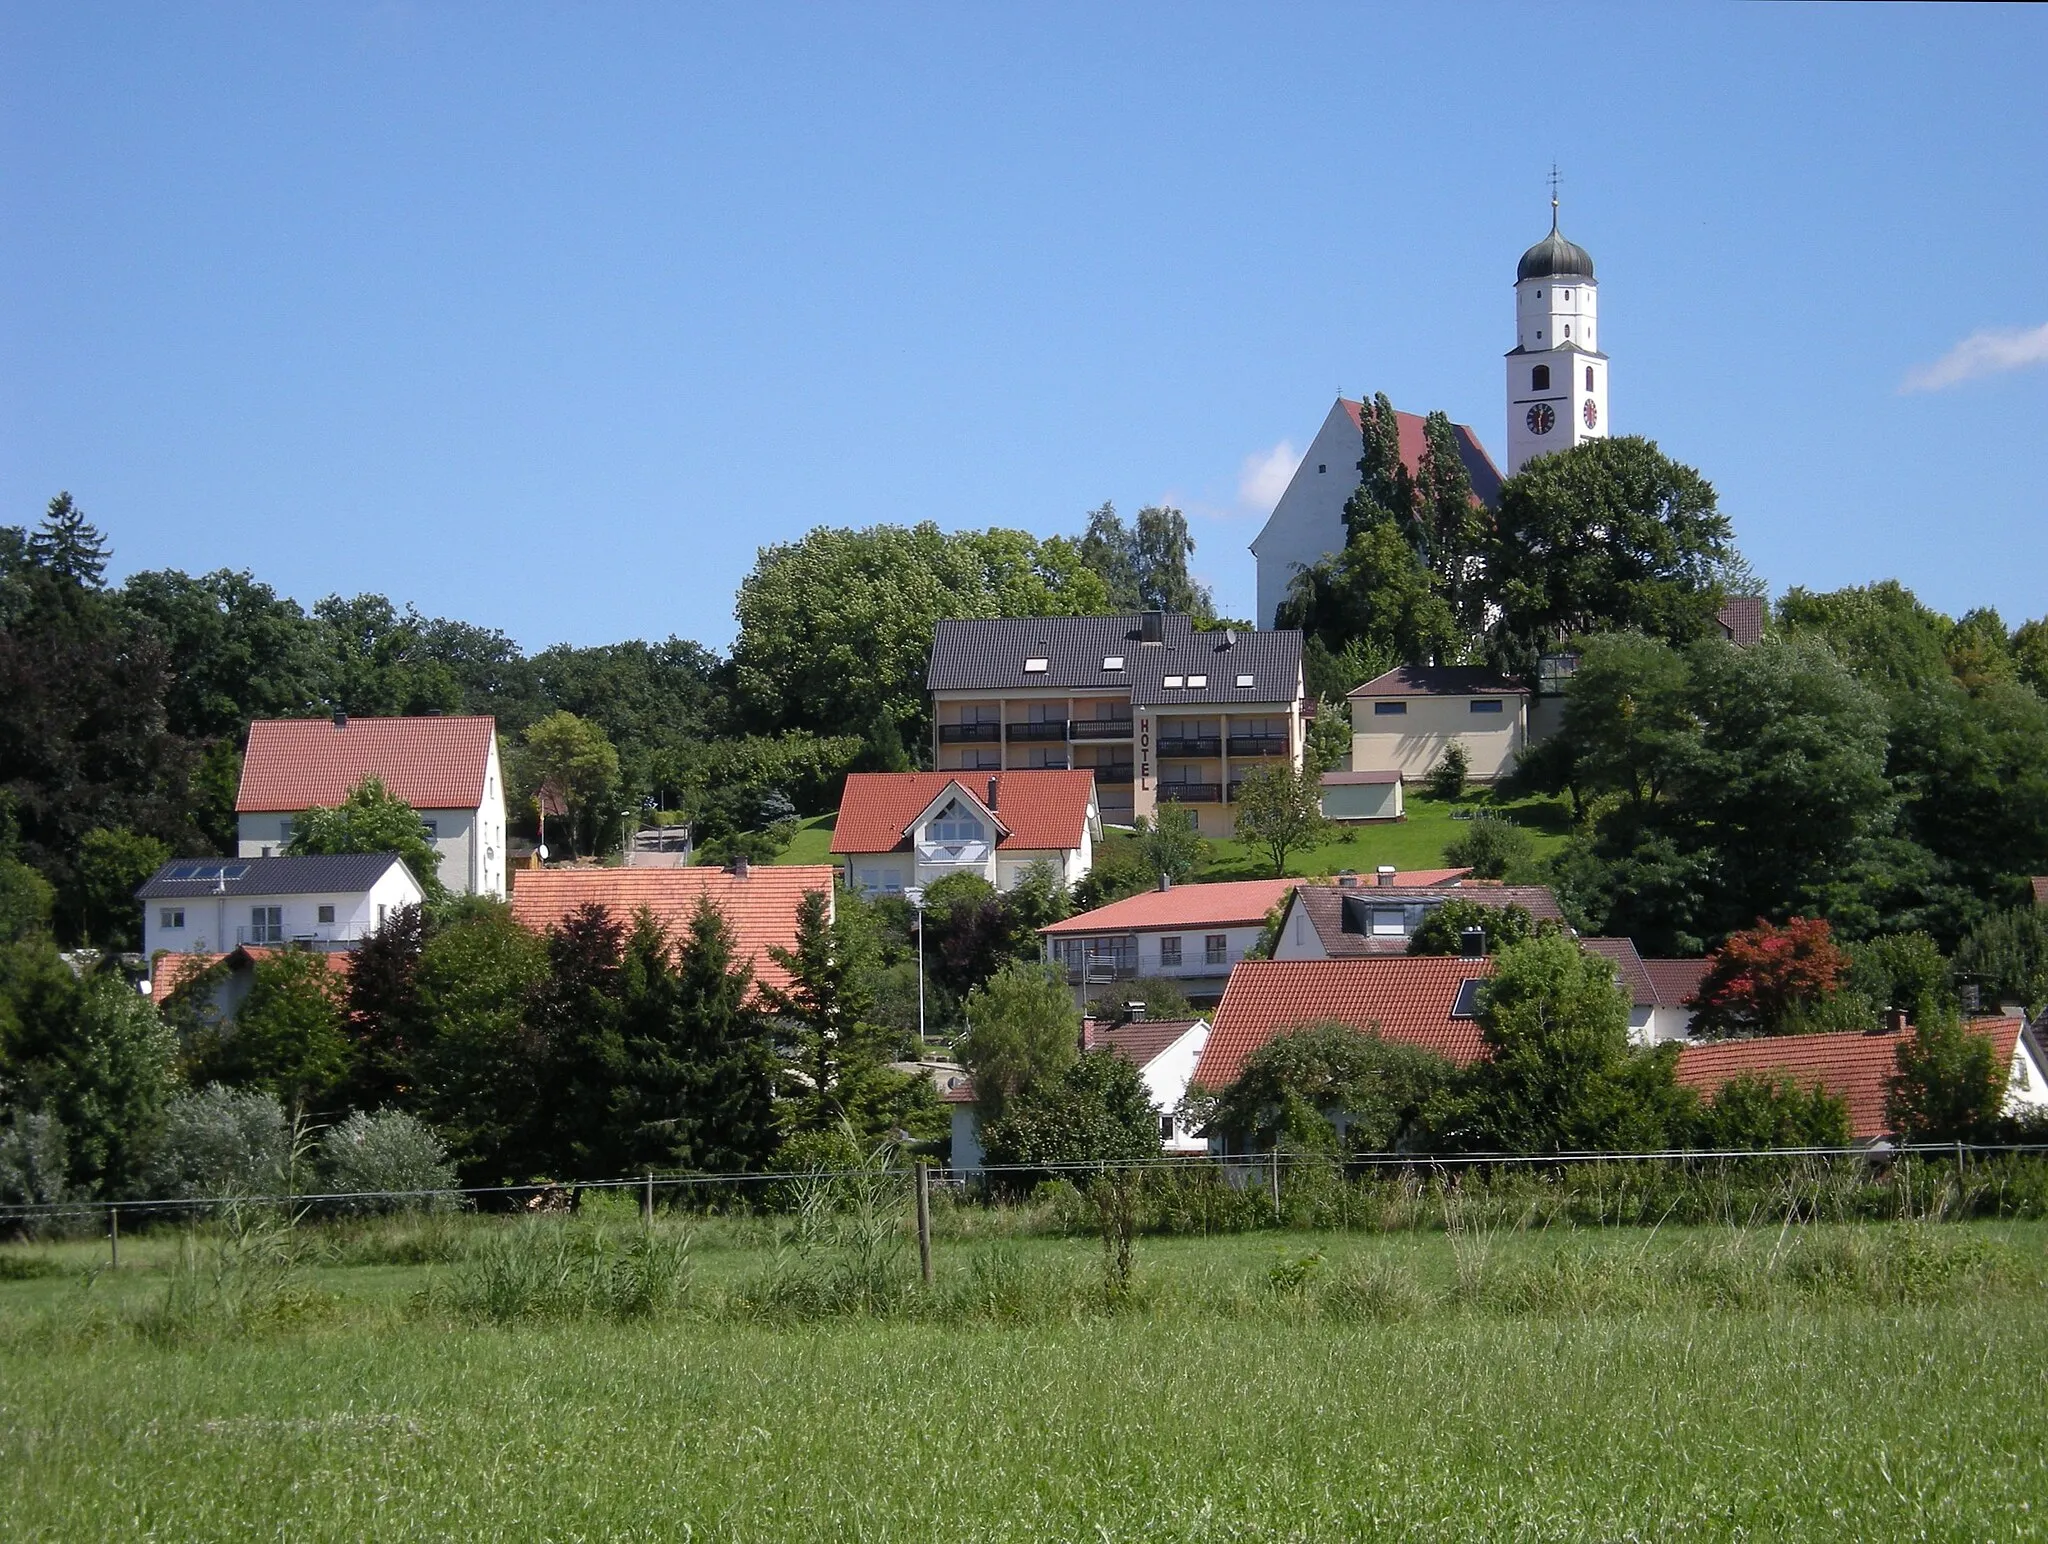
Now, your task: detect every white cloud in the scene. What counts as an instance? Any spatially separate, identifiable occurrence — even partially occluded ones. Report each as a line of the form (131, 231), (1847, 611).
(1901, 322), (2048, 393)
(1235, 440), (1298, 514)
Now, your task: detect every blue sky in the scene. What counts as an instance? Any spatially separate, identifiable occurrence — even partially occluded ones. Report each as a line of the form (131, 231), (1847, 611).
(4, 4), (2044, 653)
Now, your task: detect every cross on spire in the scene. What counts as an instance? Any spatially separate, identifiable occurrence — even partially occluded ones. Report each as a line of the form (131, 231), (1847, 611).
(1548, 164), (1561, 230)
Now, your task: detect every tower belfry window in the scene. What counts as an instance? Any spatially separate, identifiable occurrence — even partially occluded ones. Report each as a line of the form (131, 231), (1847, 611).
(1585, 366), (1594, 390)
(1531, 365), (1550, 391)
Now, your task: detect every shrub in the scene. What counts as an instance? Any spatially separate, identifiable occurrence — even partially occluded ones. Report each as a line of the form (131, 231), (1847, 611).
(1441, 814), (1535, 879)
(1424, 741), (1469, 801)
(0, 1108), (77, 1219)
(1690, 917), (1851, 1038)
(1406, 898), (1537, 956)
(317, 1110), (458, 1214)
(144, 1085), (290, 1200)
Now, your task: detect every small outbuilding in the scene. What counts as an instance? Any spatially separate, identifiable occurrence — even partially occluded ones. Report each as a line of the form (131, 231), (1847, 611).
(1319, 769), (1404, 822)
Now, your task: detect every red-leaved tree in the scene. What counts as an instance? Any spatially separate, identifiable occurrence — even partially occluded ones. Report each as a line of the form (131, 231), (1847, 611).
(1689, 916), (1850, 1039)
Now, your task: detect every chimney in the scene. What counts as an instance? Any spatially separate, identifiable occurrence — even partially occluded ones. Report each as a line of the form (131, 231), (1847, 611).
(1336, 870), (1359, 888)
(1080, 1017), (1098, 1051)
(1125, 1000), (1147, 1022)
(1157, 872), (1172, 892)
(1885, 1007), (1909, 1035)
(332, 709), (348, 729)
(986, 776), (1000, 812)
(1375, 865), (1397, 888)
(1460, 926), (1487, 959)
(732, 854), (751, 879)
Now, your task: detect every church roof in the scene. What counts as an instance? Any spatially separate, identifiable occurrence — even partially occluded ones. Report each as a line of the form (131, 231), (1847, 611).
(1338, 401), (1505, 510)
(1517, 218), (1595, 282)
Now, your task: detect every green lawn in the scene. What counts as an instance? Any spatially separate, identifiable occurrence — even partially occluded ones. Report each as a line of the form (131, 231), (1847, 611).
(1204, 789), (1573, 881)
(3, 1215), (2044, 1539)
(773, 811), (837, 867)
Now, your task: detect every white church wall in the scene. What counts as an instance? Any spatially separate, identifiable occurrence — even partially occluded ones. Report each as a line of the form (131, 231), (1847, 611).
(1250, 400), (1365, 628)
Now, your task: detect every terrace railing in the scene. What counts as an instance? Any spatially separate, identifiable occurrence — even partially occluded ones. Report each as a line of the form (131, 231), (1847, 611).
(1069, 719), (1134, 740)
(1158, 736), (1221, 758)
(938, 722), (1001, 744)
(1226, 735), (1288, 758)
(1158, 782), (1223, 804)
(1005, 720), (1068, 742)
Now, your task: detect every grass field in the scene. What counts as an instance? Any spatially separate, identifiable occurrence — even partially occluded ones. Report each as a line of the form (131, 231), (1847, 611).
(3, 1209), (2044, 1539)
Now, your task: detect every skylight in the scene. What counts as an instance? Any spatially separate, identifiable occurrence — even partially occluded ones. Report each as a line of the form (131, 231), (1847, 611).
(1023, 658), (1049, 673)
(1161, 675), (1184, 688)
(1102, 655), (1125, 671)
(1235, 674), (1256, 688)
(1186, 674), (1208, 688)
(1450, 979), (1484, 1019)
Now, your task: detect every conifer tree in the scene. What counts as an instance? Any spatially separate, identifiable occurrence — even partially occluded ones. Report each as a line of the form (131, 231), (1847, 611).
(528, 902), (627, 1177)
(26, 493), (110, 589)
(669, 895), (779, 1171)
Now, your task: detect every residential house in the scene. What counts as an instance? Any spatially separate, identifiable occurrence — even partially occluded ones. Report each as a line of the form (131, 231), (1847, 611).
(926, 612), (1305, 835)
(138, 854), (424, 961)
(1675, 1019), (2048, 1142)
(1319, 769), (1404, 823)
(832, 771), (1100, 897)
(149, 944), (354, 1023)
(1580, 938), (1710, 1045)
(944, 1014), (1212, 1173)
(1346, 666), (1531, 783)
(508, 863), (836, 998)
(1040, 877), (1306, 1008)
(1269, 872), (1561, 960)
(236, 713), (508, 898)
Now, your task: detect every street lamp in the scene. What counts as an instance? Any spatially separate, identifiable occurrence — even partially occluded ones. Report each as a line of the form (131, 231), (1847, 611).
(904, 885), (927, 1045)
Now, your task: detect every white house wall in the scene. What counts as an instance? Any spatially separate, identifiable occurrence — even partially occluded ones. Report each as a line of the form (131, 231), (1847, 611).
(1350, 695), (1529, 780)
(143, 865), (425, 959)
(2004, 1035), (2048, 1118)
(1141, 1022), (1211, 1152)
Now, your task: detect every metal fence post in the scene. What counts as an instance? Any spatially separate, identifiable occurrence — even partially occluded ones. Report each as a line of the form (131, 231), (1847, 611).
(109, 1205), (119, 1270)
(643, 1171), (654, 1226)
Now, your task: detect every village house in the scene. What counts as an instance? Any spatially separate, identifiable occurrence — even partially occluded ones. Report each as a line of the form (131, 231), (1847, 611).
(944, 1013), (1212, 1173)
(925, 612), (1304, 836)
(138, 853), (425, 963)
(235, 713), (508, 898)
(1268, 871), (1562, 959)
(148, 943), (354, 1023)
(1580, 937), (1710, 1044)
(1346, 666), (1531, 784)
(508, 862), (836, 998)
(831, 770), (1100, 897)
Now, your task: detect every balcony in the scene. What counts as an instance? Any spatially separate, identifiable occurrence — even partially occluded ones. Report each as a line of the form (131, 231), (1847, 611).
(1227, 735), (1288, 758)
(1069, 718), (1134, 740)
(1050, 940), (1138, 984)
(1158, 782), (1223, 804)
(1006, 720), (1068, 742)
(1158, 736), (1221, 758)
(1087, 764), (1135, 786)
(938, 722), (1000, 744)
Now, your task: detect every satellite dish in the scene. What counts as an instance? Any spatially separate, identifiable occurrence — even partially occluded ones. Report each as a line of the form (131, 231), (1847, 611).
(537, 844), (550, 861)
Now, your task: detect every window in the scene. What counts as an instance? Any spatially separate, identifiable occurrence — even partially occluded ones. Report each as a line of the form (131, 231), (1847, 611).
(1186, 674), (1208, 688)
(963, 749), (1001, 770)
(1564, 325), (1571, 338)
(250, 906), (283, 944)
(317, 905), (336, 924)
(1235, 674), (1255, 688)
(1162, 675), (1184, 689)
(278, 819), (294, 842)
(1450, 979), (1485, 1019)
(1159, 936), (1182, 967)
(930, 802), (986, 844)
(1585, 365), (1595, 390)
(1373, 701), (1406, 716)
(1531, 364), (1550, 391)
(420, 819), (439, 841)
(1370, 908), (1407, 938)
(159, 907), (185, 929)
(1102, 655), (1125, 670)
(1317, 463), (1326, 474)
(1563, 290), (1571, 301)
(1205, 934), (1227, 966)
(1470, 699), (1504, 714)
(1536, 330), (1542, 339)
(1023, 657), (1048, 673)
(1160, 1114), (1175, 1141)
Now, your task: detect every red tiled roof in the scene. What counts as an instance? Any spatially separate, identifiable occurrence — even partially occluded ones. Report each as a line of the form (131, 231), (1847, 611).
(149, 946), (353, 1005)
(830, 771), (1097, 856)
(507, 865), (836, 994)
(1086, 1018), (1206, 1070)
(1580, 938), (1654, 1006)
(1042, 878), (1305, 936)
(1194, 957), (1497, 1089)
(1642, 957), (1712, 1009)
(1716, 597), (1766, 647)
(1674, 1019), (2026, 1141)
(236, 716), (496, 812)
(1291, 882), (1563, 957)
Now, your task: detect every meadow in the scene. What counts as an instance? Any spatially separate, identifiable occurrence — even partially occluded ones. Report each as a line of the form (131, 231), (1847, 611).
(2, 1189), (2044, 1540)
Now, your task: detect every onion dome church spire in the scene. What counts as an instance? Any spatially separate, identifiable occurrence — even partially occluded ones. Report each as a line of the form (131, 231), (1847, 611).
(1504, 178), (1608, 473)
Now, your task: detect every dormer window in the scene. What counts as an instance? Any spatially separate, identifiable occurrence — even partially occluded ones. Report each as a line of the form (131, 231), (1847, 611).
(929, 800), (985, 844)
(1102, 655), (1124, 671)
(1024, 657), (1048, 674)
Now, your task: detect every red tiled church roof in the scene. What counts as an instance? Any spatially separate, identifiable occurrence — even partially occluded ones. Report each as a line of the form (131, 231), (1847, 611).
(508, 865), (836, 994)
(1337, 400), (1505, 509)
(236, 716), (496, 812)
(831, 771), (1096, 856)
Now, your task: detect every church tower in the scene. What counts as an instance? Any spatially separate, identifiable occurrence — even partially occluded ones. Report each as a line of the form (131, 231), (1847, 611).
(1505, 193), (1606, 474)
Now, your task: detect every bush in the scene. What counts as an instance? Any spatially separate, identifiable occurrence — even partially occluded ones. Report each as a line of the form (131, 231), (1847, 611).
(1406, 898), (1537, 956)
(1441, 814), (1535, 880)
(317, 1110), (458, 1214)
(1424, 741), (1469, 802)
(144, 1085), (290, 1200)
(0, 1108), (77, 1219)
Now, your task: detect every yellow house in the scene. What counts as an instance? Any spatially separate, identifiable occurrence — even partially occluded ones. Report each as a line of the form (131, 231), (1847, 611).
(1347, 666), (1531, 782)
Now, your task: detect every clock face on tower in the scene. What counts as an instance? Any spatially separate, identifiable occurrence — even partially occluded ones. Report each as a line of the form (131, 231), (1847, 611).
(1583, 399), (1599, 429)
(1526, 403), (1555, 435)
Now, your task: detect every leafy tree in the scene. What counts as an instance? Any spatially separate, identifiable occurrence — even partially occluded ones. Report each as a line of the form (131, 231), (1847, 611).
(1085, 977), (1194, 1025)
(1204, 1023), (1453, 1153)
(1441, 814), (1535, 880)
(1689, 917), (1851, 1039)
(1231, 762), (1329, 877)
(1278, 518), (1460, 671)
(317, 1109), (458, 1214)
(1689, 1073), (1849, 1150)
(1136, 802), (1205, 884)
(287, 775), (447, 902)
(980, 1047), (1161, 1169)
(1945, 607), (2017, 691)
(525, 902), (628, 1178)
(515, 711), (622, 858)
(339, 901), (427, 1111)
(65, 827), (171, 951)
(119, 568), (330, 740)
(1847, 931), (1953, 1029)
(1423, 740), (1469, 802)
(1413, 411), (1488, 632)
(1303, 698), (1352, 774)
(1077, 503), (1143, 610)
(1345, 393), (1415, 542)
(1886, 1018), (2007, 1143)
(1532, 631), (1698, 810)
(1070, 838), (1153, 912)
(1441, 934), (1688, 1153)
(313, 593), (462, 718)
(1301, 636), (1395, 703)
(143, 1084), (290, 1199)
(956, 962), (1079, 1124)
(0, 858), (54, 944)
(1776, 580), (1953, 696)
(1488, 437), (1735, 674)
(1954, 904), (2048, 1016)
(1129, 506), (1213, 618)
(188, 951), (352, 1114)
(1406, 899), (1537, 956)
(2011, 616), (2048, 696)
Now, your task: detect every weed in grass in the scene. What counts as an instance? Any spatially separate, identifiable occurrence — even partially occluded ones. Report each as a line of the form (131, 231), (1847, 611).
(129, 1201), (332, 1345)
(439, 1218), (693, 1324)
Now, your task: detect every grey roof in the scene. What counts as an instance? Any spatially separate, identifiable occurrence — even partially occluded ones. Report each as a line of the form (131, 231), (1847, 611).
(1295, 882), (1564, 958)
(1350, 666), (1528, 699)
(1517, 222), (1595, 282)
(928, 614), (1303, 707)
(135, 853), (411, 901)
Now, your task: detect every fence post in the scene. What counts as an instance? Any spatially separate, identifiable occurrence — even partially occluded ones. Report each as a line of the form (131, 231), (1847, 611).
(643, 1171), (654, 1226)
(109, 1205), (119, 1270)
(1270, 1150), (1283, 1220)
(915, 1160), (933, 1285)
